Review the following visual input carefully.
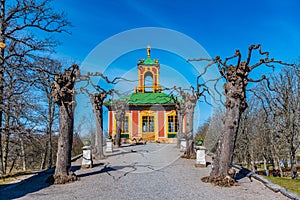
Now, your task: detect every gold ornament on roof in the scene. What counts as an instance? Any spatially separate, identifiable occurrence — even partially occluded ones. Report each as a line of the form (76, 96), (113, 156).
(147, 45), (151, 58)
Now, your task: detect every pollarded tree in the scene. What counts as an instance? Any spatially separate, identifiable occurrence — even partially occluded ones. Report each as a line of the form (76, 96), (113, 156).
(79, 72), (127, 157)
(90, 92), (108, 159)
(50, 64), (79, 184)
(172, 85), (208, 157)
(189, 44), (293, 185)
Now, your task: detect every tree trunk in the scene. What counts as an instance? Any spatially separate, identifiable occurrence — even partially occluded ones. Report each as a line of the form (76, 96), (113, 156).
(112, 101), (126, 148)
(90, 93), (106, 159)
(290, 150), (297, 179)
(185, 110), (194, 158)
(115, 120), (122, 148)
(263, 157), (269, 176)
(210, 71), (246, 179)
(276, 157), (283, 177)
(211, 103), (241, 177)
(2, 132), (9, 174)
(2, 113), (10, 174)
(48, 134), (53, 169)
(8, 155), (16, 174)
(20, 135), (26, 171)
(53, 103), (77, 184)
(47, 99), (55, 169)
(51, 64), (79, 184)
(177, 112), (183, 149)
(41, 140), (48, 170)
(94, 108), (105, 159)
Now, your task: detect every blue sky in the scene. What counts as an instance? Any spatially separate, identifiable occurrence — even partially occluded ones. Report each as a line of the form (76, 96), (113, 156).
(56, 0), (300, 63)
(53, 0), (300, 134)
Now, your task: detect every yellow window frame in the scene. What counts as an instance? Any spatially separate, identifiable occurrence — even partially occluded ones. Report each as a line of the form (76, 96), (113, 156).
(166, 110), (178, 135)
(113, 113), (131, 136)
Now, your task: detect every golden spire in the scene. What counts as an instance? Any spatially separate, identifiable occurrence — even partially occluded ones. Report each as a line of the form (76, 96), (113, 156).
(147, 45), (151, 58)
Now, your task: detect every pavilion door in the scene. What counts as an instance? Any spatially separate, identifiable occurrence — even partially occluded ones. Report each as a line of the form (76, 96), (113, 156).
(141, 115), (155, 140)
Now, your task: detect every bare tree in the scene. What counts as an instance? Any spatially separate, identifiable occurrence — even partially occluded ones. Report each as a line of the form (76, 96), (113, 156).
(179, 89), (198, 158)
(252, 68), (299, 178)
(189, 44), (293, 185)
(90, 91), (112, 159)
(78, 72), (126, 158)
(78, 72), (132, 149)
(0, 0), (70, 174)
(50, 64), (79, 184)
(171, 86), (208, 157)
(32, 58), (61, 170)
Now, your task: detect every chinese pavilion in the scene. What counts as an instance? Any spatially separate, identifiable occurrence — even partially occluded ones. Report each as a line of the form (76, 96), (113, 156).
(105, 46), (185, 143)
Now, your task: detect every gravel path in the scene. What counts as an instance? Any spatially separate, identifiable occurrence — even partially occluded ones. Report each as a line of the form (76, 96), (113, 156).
(0, 143), (290, 200)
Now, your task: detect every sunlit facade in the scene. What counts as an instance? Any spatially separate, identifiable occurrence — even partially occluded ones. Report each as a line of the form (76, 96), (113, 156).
(105, 46), (186, 143)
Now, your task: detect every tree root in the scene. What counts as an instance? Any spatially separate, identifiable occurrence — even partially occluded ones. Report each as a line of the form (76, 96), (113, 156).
(201, 175), (238, 187)
(46, 171), (79, 184)
(180, 153), (196, 159)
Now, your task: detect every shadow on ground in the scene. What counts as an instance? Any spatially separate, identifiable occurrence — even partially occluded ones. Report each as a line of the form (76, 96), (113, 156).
(0, 168), (55, 199)
(0, 162), (107, 199)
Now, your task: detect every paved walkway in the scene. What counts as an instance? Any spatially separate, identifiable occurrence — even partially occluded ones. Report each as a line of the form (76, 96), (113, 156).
(0, 143), (290, 200)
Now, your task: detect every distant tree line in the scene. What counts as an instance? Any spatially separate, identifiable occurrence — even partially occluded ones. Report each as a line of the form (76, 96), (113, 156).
(234, 67), (299, 179)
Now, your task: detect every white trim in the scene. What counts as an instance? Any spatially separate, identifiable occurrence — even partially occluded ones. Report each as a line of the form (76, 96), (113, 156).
(156, 111), (159, 140)
(108, 111), (110, 135)
(137, 110), (140, 137)
(128, 112), (132, 138)
(163, 111), (167, 138)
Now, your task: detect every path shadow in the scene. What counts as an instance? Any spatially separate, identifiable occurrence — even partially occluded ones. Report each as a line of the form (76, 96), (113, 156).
(77, 163), (137, 179)
(0, 168), (55, 199)
(0, 162), (107, 199)
(235, 167), (254, 182)
(107, 150), (137, 158)
(71, 162), (104, 172)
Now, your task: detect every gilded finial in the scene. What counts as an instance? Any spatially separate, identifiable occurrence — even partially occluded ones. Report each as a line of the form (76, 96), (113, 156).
(147, 45), (151, 58)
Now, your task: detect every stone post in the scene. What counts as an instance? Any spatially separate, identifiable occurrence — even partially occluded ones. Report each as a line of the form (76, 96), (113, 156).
(81, 146), (93, 168)
(195, 146), (206, 168)
(180, 139), (186, 152)
(106, 139), (113, 153)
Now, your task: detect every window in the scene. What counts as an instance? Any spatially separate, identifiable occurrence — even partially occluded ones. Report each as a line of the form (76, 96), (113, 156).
(142, 116), (154, 132)
(168, 115), (178, 133)
(144, 71), (153, 92)
(122, 116), (129, 133)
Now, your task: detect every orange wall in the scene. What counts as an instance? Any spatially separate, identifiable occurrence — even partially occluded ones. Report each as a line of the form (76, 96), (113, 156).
(132, 111), (139, 137)
(158, 110), (165, 137)
(108, 111), (113, 136)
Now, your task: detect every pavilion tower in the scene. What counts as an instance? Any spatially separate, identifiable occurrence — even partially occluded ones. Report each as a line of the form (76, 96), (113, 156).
(135, 45), (162, 93)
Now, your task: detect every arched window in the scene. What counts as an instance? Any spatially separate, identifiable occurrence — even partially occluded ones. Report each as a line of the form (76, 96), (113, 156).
(144, 71), (153, 92)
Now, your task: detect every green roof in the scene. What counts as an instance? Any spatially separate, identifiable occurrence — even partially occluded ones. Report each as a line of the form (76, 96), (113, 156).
(140, 57), (157, 65)
(105, 92), (176, 106)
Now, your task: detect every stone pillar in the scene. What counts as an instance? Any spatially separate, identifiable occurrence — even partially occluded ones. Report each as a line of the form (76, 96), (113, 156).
(195, 146), (206, 168)
(106, 140), (113, 153)
(81, 146), (93, 168)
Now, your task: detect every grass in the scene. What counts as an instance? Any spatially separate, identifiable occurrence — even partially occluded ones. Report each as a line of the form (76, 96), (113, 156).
(0, 177), (14, 184)
(0, 170), (33, 185)
(265, 176), (300, 195)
